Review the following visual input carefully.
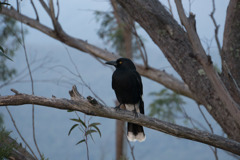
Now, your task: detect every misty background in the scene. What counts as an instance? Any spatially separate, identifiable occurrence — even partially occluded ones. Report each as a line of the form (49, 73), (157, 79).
(0, 0), (233, 159)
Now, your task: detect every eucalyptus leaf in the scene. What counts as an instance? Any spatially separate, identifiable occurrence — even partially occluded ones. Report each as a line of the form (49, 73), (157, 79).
(76, 139), (85, 145)
(70, 118), (87, 128)
(68, 124), (79, 136)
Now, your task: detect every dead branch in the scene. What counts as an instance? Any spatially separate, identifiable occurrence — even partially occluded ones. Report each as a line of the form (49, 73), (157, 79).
(0, 86), (240, 156)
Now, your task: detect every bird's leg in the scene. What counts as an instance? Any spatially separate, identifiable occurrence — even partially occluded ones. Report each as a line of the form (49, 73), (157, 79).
(115, 103), (121, 110)
(133, 104), (138, 117)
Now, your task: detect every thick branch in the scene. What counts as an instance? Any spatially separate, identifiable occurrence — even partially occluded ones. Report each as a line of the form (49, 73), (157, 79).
(221, 0), (240, 104)
(0, 6), (194, 101)
(0, 87), (240, 155)
(174, 0), (240, 125)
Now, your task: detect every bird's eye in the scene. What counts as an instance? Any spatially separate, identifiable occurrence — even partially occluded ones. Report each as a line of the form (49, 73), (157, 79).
(119, 61), (122, 64)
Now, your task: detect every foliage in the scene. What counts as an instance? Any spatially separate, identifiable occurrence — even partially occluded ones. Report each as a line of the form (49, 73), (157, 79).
(68, 113), (101, 160)
(95, 10), (142, 58)
(149, 88), (185, 123)
(0, 15), (23, 81)
(0, 128), (16, 159)
(68, 116), (101, 144)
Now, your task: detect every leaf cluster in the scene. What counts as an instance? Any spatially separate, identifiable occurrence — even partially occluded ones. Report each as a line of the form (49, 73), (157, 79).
(68, 116), (101, 145)
(0, 128), (16, 159)
(149, 88), (185, 123)
(0, 15), (24, 81)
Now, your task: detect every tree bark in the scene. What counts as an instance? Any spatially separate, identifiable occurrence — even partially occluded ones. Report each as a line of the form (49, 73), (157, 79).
(222, 0), (240, 104)
(116, 0), (240, 142)
(0, 87), (240, 156)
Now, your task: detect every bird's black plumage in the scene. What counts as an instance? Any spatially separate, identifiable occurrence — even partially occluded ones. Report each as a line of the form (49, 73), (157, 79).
(106, 58), (145, 142)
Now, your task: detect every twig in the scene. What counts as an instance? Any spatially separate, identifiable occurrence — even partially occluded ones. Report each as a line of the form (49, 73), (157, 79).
(131, 24), (148, 68)
(56, 0), (60, 20)
(210, 0), (222, 56)
(223, 61), (240, 94)
(19, 3), (42, 158)
(65, 46), (107, 106)
(125, 134), (135, 160)
(167, 0), (173, 17)
(16, 0), (19, 12)
(197, 104), (218, 160)
(39, 0), (51, 16)
(30, 0), (39, 21)
(5, 106), (38, 160)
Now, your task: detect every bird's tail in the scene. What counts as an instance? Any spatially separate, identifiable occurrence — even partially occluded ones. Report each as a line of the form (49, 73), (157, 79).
(127, 123), (146, 142)
(126, 99), (146, 142)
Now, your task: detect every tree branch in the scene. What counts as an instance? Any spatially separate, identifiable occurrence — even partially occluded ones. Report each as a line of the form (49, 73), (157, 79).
(174, 1), (240, 122)
(0, 6), (195, 101)
(0, 86), (240, 156)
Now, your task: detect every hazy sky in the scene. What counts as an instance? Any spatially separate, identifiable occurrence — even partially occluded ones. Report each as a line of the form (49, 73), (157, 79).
(1, 0), (234, 160)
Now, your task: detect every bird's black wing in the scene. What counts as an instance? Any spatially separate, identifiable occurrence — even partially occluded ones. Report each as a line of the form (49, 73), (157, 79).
(112, 69), (142, 105)
(133, 71), (144, 115)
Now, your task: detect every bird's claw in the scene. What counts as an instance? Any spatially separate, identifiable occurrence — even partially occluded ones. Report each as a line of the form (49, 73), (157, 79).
(115, 105), (121, 111)
(133, 109), (138, 118)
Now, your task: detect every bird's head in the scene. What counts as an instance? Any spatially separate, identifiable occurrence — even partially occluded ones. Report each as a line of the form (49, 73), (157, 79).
(105, 58), (136, 70)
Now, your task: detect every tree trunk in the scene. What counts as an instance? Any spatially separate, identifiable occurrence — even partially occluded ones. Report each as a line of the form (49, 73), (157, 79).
(221, 0), (240, 105)
(116, 0), (240, 141)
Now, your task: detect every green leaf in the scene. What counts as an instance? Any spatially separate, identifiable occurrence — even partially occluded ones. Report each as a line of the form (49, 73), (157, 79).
(85, 129), (97, 136)
(89, 123), (101, 137)
(68, 124), (79, 136)
(0, 52), (13, 61)
(0, 46), (13, 61)
(0, 46), (4, 53)
(76, 139), (85, 145)
(70, 118), (87, 128)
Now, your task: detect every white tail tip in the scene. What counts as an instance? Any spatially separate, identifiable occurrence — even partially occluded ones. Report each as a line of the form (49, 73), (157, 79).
(127, 132), (146, 142)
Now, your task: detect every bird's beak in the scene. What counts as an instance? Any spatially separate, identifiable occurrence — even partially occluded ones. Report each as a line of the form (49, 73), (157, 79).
(105, 60), (117, 66)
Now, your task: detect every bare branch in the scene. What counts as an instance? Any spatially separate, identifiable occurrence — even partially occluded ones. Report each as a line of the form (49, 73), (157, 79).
(56, 0), (60, 20)
(39, 0), (51, 16)
(198, 104), (219, 160)
(1, 86), (240, 156)
(209, 0), (222, 55)
(132, 24), (149, 68)
(20, 17), (42, 158)
(30, 0), (39, 21)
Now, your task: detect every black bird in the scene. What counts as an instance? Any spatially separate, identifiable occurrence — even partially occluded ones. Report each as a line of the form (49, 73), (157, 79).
(106, 58), (146, 142)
